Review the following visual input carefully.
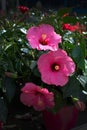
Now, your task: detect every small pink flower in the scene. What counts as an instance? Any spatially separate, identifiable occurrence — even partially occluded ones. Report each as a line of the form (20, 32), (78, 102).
(20, 83), (54, 111)
(26, 24), (61, 51)
(37, 49), (75, 86)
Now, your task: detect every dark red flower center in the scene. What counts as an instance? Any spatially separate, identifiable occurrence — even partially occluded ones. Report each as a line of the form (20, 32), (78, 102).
(39, 34), (49, 45)
(51, 63), (60, 71)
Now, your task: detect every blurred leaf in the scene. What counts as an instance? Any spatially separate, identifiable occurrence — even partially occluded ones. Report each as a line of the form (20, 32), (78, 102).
(71, 45), (85, 70)
(62, 16), (77, 24)
(62, 76), (80, 98)
(80, 38), (86, 58)
(57, 8), (71, 17)
(3, 77), (16, 102)
(84, 59), (87, 76)
(0, 98), (8, 123)
(30, 60), (37, 70)
(49, 89), (66, 113)
(77, 75), (87, 91)
(33, 67), (41, 77)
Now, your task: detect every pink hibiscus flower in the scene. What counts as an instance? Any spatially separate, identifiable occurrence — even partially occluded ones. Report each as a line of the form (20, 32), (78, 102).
(37, 49), (75, 86)
(20, 83), (55, 111)
(26, 24), (61, 51)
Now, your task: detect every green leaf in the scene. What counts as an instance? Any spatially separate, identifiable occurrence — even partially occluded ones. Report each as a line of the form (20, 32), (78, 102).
(3, 77), (16, 102)
(71, 46), (85, 70)
(57, 8), (71, 17)
(78, 37), (86, 58)
(62, 76), (80, 98)
(84, 59), (87, 76)
(62, 75), (87, 102)
(0, 98), (8, 123)
(50, 89), (66, 113)
(30, 60), (37, 70)
(77, 75), (87, 90)
(62, 16), (77, 24)
(33, 67), (41, 77)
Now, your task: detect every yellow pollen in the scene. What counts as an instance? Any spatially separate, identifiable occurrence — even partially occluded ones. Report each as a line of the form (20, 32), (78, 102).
(42, 34), (47, 40)
(54, 65), (60, 71)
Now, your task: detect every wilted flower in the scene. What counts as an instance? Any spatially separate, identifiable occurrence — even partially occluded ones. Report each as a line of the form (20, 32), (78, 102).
(26, 24), (62, 51)
(20, 83), (55, 111)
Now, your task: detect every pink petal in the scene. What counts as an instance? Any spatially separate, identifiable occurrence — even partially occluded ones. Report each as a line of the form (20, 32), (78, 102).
(20, 93), (35, 106)
(26, 26), (41, 49)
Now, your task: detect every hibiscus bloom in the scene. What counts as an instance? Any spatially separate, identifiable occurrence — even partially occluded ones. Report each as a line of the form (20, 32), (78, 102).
(63, 23), (79, 32)
(18, 6), (29, 13)
(37, 49), (75, 86)
(26, 24), (61, 51)
(20, 83), (54, 111)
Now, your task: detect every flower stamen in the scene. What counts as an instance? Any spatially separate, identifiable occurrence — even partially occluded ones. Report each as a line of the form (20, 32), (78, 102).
(39, 34), (49, 45)
(42, 34), (47, 40)
(54, 65), (60, 71)
(51, 63), (60, 71)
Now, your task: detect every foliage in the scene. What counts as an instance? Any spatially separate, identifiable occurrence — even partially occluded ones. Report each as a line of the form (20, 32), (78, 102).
(0, 7), (87, 123)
